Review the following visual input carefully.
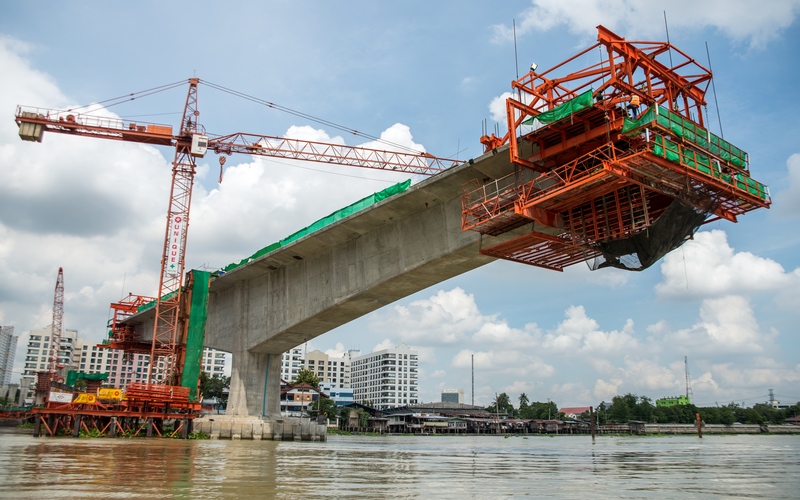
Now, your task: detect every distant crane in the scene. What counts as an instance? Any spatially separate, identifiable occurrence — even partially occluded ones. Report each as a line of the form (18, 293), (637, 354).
(35, 267), (64, 403)
(16, 79), (458, 389)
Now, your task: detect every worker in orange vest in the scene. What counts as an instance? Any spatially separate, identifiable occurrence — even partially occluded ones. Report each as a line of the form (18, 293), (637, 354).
(627, 94), (641, 118)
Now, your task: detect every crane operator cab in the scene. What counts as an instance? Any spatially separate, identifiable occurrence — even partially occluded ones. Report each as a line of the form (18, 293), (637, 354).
(191, 133), (208, 157)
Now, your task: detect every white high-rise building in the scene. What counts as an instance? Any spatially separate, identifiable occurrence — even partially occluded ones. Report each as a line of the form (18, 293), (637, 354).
(22, 326), (80, 379)
(0, 326), (18, 387)
(350, 343), (419, 410)
(281, 347), (304, 382)
(22, 326), (230, 390)
(201, 348), (230, 378)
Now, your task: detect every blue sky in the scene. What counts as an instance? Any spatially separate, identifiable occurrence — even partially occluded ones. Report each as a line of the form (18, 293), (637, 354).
(1, 1), (799, 408)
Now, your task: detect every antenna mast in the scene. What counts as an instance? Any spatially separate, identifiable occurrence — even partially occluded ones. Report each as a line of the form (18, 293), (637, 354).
(685, 356), (693, 402)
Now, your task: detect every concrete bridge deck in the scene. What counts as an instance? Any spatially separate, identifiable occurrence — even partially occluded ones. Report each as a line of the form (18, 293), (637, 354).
(132, 146), (522, 417)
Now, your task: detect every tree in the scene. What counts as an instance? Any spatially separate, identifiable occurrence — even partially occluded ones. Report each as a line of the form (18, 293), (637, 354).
(292, 368), (320, 389)
(486, 392), (514, 416)
(200, 372), (230, 404)
(518, 393), (529, 409)
(310, 397), (338, 421)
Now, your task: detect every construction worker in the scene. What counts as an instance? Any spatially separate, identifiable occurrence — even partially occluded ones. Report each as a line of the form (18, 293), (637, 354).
(627, 94), (641, 118)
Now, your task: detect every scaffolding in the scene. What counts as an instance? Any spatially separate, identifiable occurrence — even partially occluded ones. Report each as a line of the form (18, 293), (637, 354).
(465, 26), (770, 271)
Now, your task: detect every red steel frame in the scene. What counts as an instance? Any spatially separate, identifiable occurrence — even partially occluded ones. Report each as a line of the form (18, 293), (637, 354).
(467, 26), (770, 271)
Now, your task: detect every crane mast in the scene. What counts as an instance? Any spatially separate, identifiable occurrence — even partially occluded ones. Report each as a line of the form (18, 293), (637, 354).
(148, 78), (201, 385)
(48, 267), (65, 378)
(15, 79), (457, 388)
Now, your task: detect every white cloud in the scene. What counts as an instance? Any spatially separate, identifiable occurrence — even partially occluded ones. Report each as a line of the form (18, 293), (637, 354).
(378, 287), (488, 345)
(489, 92), (512, 123)
(492, 0), (800, 48)
(540, 305), (637, 354)
(372, 338), (395, 352)
(773, 153), (800, 217)
(654, 295), (775, 354)
(593, 378), (623, 401)
(656, 230), (798, 299)
(324, 342), (347, 358)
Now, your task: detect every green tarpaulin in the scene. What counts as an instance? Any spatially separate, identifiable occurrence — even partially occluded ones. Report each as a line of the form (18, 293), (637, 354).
(66, 370), (109, 386)
(181, 270), (210, 402)
(222, 179), (412, 273)
(522, 90), (594, 125)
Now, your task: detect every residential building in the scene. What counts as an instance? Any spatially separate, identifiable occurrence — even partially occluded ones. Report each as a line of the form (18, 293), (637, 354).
(281, 347), (304, 383)
(319, 381), (354, 406)
(201, 349), (230, 378)
(280, 381), (326, 417)
(441, 389), (465, 404)
(22, 326), (80, 379)
(304, 349), (354, 386)
(76, 343), (229, 388)
(22, 326), (230, 391)
(350, 343), (419, 410)
(0, 326), (18, 387)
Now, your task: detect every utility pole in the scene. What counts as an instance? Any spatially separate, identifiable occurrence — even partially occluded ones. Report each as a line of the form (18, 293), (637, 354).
(471, 354), (474, 406)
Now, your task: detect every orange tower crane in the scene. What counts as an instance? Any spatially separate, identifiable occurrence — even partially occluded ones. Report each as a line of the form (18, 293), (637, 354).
(16, 79), (458, 387)
(465, 26), (770, 271)
(35, 267), (64, 403)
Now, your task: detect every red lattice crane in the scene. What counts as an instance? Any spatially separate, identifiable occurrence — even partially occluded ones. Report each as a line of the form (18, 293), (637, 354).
(34, 267), (64, 403)
(465, 26), (770, 272)
(16, 79), (458, 388)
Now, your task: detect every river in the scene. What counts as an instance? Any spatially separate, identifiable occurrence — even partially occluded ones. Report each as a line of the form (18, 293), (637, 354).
(0, 428), (797, 498)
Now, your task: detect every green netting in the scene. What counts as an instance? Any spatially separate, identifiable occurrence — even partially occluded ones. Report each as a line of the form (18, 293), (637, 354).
(624, 105), (748, 171)
(137, 289), (179, 313)
(66, 370), (109, 386)
(222, 179), (412, 273)
(522, 90), (594, 125)
(181, 270), (210, 402)
(650, 134), (768, 200)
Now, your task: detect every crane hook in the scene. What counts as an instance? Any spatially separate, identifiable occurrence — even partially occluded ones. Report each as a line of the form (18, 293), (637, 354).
(218, 156), (227, 184)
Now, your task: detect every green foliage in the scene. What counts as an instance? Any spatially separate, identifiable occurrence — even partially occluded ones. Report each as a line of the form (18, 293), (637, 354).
(187, 431), (210, 440)
(518, 393), (529, 409)
(518, 401), (559, 420)
(199, 372), (230, 403)
(486, 392), (515, 416)
(79, 428), (103, 438)
(310, 397), (338, 421)
(17, 421), (35, 428)
(605, 393), (658, 423)
(292, 369), (320, 389)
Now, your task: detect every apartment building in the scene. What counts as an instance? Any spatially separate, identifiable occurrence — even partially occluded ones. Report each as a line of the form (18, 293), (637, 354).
(22, 326), (80, 378)
(22, 326), (229, 390)
(0, 326), (18, 387)
(304, 349), (355, 387)
(350, 343), (419, 410)
(280, 347), (304, 382)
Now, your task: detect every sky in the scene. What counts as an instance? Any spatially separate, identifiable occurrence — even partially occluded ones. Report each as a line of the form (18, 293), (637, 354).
(1, 0), (799, 409)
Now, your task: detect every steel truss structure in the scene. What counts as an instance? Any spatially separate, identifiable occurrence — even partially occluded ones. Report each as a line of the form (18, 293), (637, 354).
(465, 26), (770, 271)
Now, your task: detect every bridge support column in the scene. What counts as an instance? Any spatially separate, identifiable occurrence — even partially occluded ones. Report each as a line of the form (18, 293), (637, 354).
(227, 350), (281, 417)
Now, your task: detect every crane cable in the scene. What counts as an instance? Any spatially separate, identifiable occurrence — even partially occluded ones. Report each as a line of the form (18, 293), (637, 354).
(200, 79), (429, 156)
(58, 78), (437, 159)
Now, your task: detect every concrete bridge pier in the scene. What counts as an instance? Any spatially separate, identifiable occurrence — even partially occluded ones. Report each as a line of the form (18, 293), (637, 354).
(221, 280), (282, 418)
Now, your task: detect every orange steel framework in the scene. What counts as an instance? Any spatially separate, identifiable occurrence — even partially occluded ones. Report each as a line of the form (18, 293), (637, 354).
(15, 80), (458, 398)
(29, 383), (200, 438)
(34, 268), (65, 404)
(466, 26), (770, 271)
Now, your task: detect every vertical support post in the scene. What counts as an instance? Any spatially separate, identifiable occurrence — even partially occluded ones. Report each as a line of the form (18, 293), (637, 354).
(696, 412), (702, 438)
(590, 406), (595, 442)
(33, 415), (41, 437)
(146, 418), (153, 437)
(72, 415), (82, 438)
(109, 417), (117, 438)
(181, 419), (189, 439)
